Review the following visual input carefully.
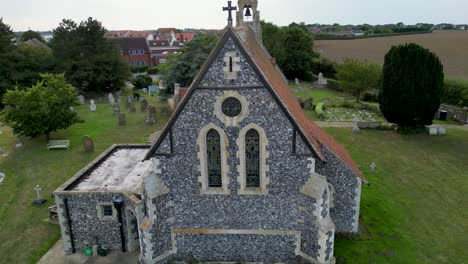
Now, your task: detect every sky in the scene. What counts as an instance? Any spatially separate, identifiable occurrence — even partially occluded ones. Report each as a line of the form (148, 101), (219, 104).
(2, 0), (468, 32)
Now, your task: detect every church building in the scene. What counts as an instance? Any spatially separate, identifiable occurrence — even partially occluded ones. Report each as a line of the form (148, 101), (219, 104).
(54, 1), (366, 263)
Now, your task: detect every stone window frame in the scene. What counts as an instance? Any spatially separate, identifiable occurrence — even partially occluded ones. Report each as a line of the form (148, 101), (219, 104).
(197, 123), (230, 195)
(223, 51), (241, 80)
(214, 91), (250, 127)
(97, 202), (117, 221)
(237, 123), (270, 195)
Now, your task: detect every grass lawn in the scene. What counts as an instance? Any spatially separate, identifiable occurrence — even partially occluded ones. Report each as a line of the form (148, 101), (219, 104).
(326, 128), (468, 264)
(0, 95), (168, 264)
(290, 81), (348, 102)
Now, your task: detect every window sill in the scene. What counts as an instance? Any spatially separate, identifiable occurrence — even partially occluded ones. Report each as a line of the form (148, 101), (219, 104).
(238, 187), (268, 195)
(200, 188), (230, 195)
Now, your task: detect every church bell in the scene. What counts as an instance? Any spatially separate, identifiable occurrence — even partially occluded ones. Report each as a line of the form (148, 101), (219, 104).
(244, 6), (252, 17)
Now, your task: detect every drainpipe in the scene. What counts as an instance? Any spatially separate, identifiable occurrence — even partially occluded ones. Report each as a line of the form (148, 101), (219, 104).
(63, 198), (76, 253)
(112, 195), (126, 252)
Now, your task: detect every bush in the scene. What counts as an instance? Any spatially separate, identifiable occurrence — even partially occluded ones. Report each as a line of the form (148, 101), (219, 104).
(316, 102), (325, 118)
(361, 90), (379, 102)
(379, 43), (444, 127)
(147, 67), (159, 75)
(311, 58), (337, 78)
(132, 74), (152, 89)
(327, 79), (342, 91)
(130, 66), (149, 73)
(442, 78), (468, 107)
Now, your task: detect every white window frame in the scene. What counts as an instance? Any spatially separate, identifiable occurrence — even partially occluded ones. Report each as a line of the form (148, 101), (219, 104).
(97, 203), (117, 221)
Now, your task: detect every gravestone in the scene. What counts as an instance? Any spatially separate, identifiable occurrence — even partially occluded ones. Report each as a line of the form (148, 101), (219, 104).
(141, 99), (148, 112)
(142, 88), (148, 93)
(33, 185), (47, 205)
(140, 96), (145, 102)
(0, 172), (5, 186)
(82, 135), (94, 152)
(108, 93), (115, 105)
(89, 100), (97, 112)
(304, 98), (313, 110)
(16, 138), (23, 148)
(297, 97), (304, 109)
(117, 96), (122, 104)
(370, 162), (376, 173)
(129, 102), (136, 112)
(77, 95), (85, 105)
(159, 80), (166, 90)
(295, 78), (300, 85)
(114, 105), (120, 115)
(317, 73), (328, 86)
(437, 127), (447, 135)
(118, 113), (126, 126)
(429, 127), (438, 135)
(352, 116), (360, 133)
(145, 106), (156, 125)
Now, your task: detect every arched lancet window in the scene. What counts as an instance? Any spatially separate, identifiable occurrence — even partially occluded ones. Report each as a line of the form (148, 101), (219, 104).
(206, 129), (222, 188)
(245, 129), (260, 188)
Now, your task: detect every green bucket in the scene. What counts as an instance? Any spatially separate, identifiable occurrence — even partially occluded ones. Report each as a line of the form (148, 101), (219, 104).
(84, 246), (93, 256)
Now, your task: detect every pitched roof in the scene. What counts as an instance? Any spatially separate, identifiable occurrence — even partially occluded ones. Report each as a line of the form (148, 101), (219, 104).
(145, 27), (366, 182)
(109, 37), (150, 55)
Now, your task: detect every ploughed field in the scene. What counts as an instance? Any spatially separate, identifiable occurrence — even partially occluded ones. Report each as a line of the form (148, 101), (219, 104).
(315, 30), (468, 80)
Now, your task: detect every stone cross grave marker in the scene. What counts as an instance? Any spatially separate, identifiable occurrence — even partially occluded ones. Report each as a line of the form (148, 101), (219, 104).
(118, 113), (126, 126)
(33, 185), (47, 205)
(304, 98), (313, 110)
(108, 93), (115, 105)
(141, 99), (148, 113)
(370, 162), (376, 173)
(77, 95), (85, 105)
(89, 100), (97, 112)
(295, 78), (300, 85)
(82, 135), (94, 152)
(146, 106), (156, 125)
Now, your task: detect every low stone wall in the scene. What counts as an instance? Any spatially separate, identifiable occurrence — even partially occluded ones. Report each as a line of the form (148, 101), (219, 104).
(357, 121), (382, 129)
(437, 104), (468, 124)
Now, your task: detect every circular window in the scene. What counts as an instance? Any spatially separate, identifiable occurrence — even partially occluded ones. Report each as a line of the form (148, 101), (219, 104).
(222, 97), (242, 117)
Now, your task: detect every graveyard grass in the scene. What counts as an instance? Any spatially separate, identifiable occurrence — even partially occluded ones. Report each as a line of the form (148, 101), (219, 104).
(327, 128), (468, 264)
(1, 97), (467, 263)
(0, 96), (168, 264)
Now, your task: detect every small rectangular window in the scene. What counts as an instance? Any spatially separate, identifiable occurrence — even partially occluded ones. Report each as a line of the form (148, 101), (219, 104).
(135, 49), (140, 55)
(129, 49), (133, 55)
(136, 61), (140, 66)
(140, 49), (145, 54)
(103, 205), (113, 217)
(141, 61), (145, 66)
(229, 57), (233, 72)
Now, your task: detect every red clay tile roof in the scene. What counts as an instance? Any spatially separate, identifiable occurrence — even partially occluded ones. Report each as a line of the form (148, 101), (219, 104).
(233, 27), (366, 182)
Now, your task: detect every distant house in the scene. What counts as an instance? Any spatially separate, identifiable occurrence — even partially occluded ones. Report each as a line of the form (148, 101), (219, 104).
(21, 38), (52, 51)
(106, 30), (154, 41)
(148, 38), (184, 65)
(110, 38), (151, 67)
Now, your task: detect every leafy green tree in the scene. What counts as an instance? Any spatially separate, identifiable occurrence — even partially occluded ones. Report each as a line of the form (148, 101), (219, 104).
(11, 44), (56, 88)
(20, 30), (46, 43)
(261, 21), (316, 80)
(0, 18), (17, 108)
(0, 18), (15, 53)
(379, 43), (444, 127)
(336, 58), (381, 103)
(0, 74), (82, 140)
(132, 74), (153, 89)
(50, 18), (130, 93)
(159, 33), (218, 97)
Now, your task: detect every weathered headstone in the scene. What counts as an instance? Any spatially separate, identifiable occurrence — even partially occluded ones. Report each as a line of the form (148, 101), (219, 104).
(118, 113), (126, 126)
(429, 127), (438, 135)
(317, 72), (328, 86)
(140, 96), (145, 102)
(89, 100), (97, 112)
(82, 135), (94, 152)
(117, 96), (122, 104)
(438, 127), (447, 135)
(141, 99), (148, 112)
(145, 106), (156, 125)
(0, 172), (5, 186)
(77, 95), (85, 105)
(352, 116), (360, 133)
(113, 105), (120, 115)
(295, 78), (300, 85)
(108, 93), (115, 105)
(16, 138), (23, 148)
(33, 185), (47, 205)
(129, 102), (136, 112)
(304, 98), (313, 110)
(159, 80), (166, 90)
(370, 162), (376, 173)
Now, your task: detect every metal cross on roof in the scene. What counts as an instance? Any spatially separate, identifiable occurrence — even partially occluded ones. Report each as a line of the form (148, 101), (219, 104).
(223, 1), (237, 27)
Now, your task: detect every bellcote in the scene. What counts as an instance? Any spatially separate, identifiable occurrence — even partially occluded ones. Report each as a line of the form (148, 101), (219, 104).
(236, 0), (262, 42)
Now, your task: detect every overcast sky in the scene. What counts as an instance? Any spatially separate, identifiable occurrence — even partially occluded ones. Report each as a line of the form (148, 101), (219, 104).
(2, 0), (468, 32)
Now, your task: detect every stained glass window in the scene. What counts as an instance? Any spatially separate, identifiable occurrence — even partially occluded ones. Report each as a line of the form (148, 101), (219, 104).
(245, 129), (260, 188)
(207, 129), (222, 188)
(222, 97), (242, 117)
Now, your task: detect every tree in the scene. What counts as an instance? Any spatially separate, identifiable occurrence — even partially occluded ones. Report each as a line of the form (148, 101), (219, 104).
(0, 18), (15, 53)
(261, 22), (316, 81)
(0, 18), (16, 108)
(20, 30), (46, 43)
(336, 58), (381, 103)
(159, 33), (218, 97)
(379, 43), (444, 127)
(132, 74), (153, 89)
(50, 18), (130, 93)
(0, 74), (82, 140)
